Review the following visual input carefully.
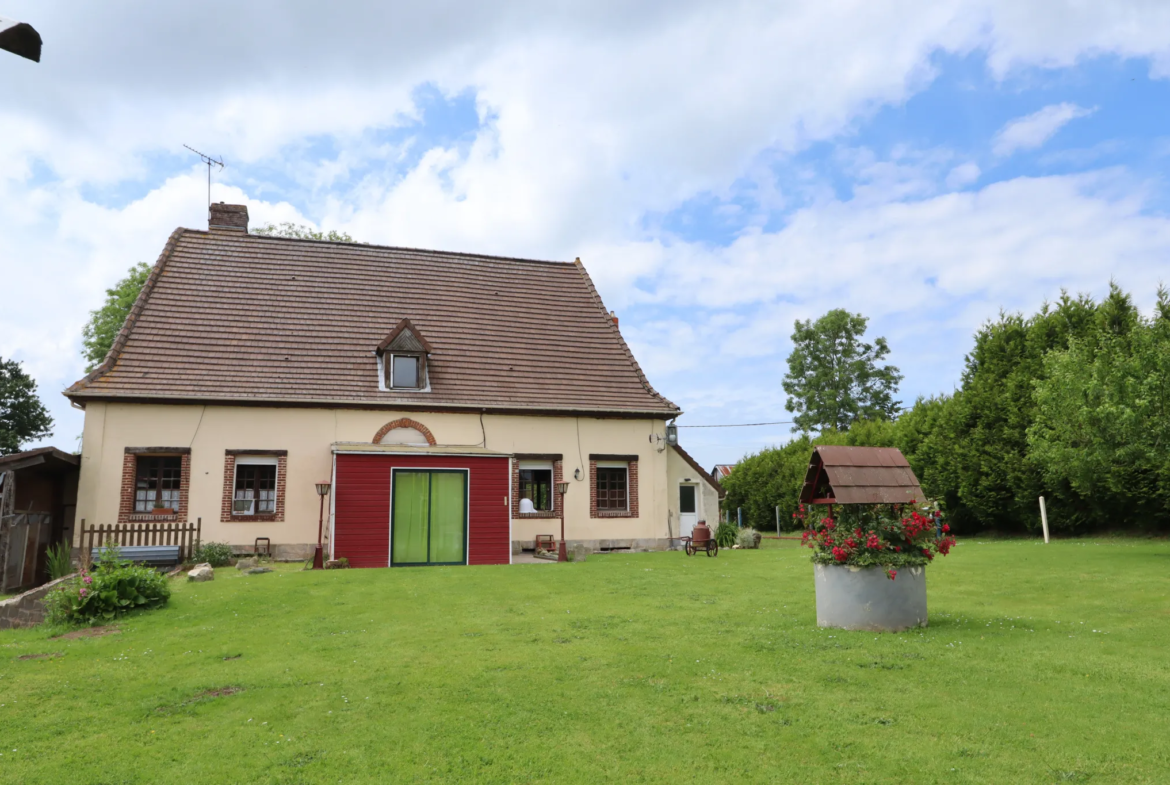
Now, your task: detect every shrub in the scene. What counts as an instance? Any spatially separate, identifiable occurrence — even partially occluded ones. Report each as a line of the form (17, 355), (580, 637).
(193, 541), (234, 567)
(801, 499), (955, 579)
(45, 541), (74, 580)
(737, 528), (761, 549)
(714, 521), (739, 548)
(44, 543), (171, 625)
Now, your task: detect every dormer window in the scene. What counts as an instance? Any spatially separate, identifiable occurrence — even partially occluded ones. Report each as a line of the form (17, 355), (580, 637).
(377, 317), (433, 392)
(389, 353), (422, 389)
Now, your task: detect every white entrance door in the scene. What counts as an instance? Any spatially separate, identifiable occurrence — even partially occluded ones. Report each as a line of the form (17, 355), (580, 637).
(679, 484), (698, 538)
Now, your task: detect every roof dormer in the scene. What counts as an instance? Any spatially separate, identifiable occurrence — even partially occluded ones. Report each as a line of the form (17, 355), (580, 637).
(376, 318), (433, 391)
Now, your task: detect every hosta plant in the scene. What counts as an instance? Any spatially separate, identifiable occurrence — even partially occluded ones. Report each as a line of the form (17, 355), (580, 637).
(44, 543), (171, 625)
(799, 499), (955, 580)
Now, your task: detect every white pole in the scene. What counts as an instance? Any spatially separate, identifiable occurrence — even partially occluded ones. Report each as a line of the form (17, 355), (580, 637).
(1039, 496), (1050, 544)
(775, 505), (780, 537)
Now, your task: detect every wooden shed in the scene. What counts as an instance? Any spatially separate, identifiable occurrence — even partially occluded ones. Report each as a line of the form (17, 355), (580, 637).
(0, 447), (80, 592)
(799, 446), (924, 506)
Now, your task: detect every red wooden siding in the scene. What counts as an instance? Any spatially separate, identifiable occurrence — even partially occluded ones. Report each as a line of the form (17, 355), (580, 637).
(333, 453), (510, 568)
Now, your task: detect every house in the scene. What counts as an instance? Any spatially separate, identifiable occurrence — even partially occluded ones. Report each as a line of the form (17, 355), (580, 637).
(710, 463), (735, 483)
(65, 203), (722, 566)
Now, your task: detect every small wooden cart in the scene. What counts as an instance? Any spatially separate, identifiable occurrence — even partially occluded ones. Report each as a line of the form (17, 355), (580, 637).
(681, 522), (718, 557)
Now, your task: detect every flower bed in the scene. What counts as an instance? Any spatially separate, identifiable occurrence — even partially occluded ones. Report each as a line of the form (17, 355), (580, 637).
(798, 500), (956, 579)
(43, 544), (171, 625)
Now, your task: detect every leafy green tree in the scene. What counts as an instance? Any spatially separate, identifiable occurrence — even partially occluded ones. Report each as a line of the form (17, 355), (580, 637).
(1029, 286), (1170, 531)
(252, 222), (355, 243)
(81, 262), (151, 372)
(0, 357), (53, 455)
(782, 309), (902, 432)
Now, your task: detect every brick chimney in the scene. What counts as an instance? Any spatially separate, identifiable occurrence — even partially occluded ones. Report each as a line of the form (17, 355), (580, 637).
(610, 310), (619, 327)
(209, 202), (248, 232)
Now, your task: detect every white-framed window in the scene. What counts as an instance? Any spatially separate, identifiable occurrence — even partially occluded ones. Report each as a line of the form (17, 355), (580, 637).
(518, 460), (554, 512)
(384, 353), (426, 389)
(595, 461), (629, 512)
(233, 456), (278, 515)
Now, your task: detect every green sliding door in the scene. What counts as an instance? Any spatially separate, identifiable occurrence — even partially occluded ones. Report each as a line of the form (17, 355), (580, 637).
(392, 470), (467, 566)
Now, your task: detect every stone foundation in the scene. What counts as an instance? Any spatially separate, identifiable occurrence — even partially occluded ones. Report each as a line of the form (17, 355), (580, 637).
(0, 574), (77, 630)
(511, 538), (672, 555)
(230, 543), (316, 562)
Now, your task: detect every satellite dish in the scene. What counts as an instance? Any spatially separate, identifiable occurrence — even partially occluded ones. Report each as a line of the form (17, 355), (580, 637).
(0, 16), (42, 62)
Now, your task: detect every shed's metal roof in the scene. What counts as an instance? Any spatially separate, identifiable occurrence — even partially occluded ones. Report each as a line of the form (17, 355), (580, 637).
(798, 445), (924, 505)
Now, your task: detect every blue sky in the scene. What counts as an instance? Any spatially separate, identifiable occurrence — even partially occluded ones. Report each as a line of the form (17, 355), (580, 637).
(3, 1), (1170, 469)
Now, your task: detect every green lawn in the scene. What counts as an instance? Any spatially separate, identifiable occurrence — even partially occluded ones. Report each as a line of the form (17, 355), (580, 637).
(2, 539), (1168, 784)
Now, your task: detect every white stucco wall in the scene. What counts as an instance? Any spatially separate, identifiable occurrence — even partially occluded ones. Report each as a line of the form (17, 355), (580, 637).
(665, 445), (722, 539)
(75, 402), (674, 553)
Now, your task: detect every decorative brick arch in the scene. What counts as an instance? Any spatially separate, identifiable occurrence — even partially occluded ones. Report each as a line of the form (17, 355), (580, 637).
(373, 418), (437, 446)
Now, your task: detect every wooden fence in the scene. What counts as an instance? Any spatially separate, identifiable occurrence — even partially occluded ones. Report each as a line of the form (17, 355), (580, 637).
(78, 520), (202, 563)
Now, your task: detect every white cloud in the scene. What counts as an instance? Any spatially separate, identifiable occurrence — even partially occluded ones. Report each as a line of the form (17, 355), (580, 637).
(946, 162), (981, 188)
(4, 0), (1170, 467)
(992, 103), (1096, 157)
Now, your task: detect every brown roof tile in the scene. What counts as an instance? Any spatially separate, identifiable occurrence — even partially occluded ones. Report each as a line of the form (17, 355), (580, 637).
(66, 229), (680, 416)
(798, 446), (925, 505)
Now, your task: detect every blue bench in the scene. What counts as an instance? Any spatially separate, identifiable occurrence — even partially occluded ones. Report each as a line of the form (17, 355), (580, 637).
(91, 545), (182, 569)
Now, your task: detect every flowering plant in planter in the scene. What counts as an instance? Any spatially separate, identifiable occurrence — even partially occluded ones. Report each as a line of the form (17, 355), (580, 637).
(799, 499), (955, 579)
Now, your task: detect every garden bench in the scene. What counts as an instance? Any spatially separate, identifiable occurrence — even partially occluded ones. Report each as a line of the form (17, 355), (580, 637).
(91, 545), (181, 569)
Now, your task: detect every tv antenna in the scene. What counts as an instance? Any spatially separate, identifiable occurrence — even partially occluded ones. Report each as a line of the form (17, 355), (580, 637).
(183, 144), (224, 214)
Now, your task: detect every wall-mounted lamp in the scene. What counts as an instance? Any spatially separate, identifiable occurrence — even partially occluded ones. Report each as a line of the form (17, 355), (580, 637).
(573, 467), (582, 481)
(666, 423), (678, 446)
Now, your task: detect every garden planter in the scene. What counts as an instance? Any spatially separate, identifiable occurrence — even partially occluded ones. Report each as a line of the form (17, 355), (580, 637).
(813, 564), (927, 632)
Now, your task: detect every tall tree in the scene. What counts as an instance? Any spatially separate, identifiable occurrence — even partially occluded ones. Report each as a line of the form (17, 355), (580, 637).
(0, 357), (53, 455)
(81, 262), (151, 372)
(1029, 286), (1170, 530)
(782, 309), (902, 432)
(252, 222), (355, 243)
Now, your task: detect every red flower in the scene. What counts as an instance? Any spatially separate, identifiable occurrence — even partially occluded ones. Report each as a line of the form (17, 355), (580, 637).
(942, 524), (950, 533)
(886, 568), (897, 581)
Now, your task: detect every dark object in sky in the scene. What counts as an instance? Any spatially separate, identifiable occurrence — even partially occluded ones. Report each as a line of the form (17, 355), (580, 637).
(0, 16), (41, 62)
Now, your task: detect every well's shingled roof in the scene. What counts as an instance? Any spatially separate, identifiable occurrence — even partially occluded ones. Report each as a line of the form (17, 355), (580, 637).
(66, 228), (679, 417)
(798, 445), (925, 505)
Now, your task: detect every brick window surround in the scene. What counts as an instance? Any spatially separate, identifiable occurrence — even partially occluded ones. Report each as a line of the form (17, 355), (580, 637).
(511, 454), (563, 519)
(589, 454), (639, 519)
(119, 447), (191, 524)
(221, 450), (288, 523)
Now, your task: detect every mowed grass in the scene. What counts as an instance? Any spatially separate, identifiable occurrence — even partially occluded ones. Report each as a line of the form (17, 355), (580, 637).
(2, 539), (1169, 784)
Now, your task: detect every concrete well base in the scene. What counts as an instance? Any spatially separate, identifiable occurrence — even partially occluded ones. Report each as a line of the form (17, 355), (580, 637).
(813, 563), (927, 632)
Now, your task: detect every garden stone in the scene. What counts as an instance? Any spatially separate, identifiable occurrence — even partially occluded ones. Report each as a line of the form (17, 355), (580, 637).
(235, 558), (256, 570)
(246, 567), (273, 575)
(571, 543), (589, 563)
(187, 563), (214, 582)
(324, 559), (344, 569)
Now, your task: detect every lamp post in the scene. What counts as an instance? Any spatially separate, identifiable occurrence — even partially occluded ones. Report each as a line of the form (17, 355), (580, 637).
(556, 480), (570, 563)
(314, 482), (331, 569)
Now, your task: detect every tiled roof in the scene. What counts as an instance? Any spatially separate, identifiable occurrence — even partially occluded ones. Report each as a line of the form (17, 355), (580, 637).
(798, 446), (924, 505)
(66, 228), (679, 416)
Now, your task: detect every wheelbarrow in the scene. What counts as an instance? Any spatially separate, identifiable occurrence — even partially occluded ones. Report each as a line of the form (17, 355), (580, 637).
(681, 521), (718, 557)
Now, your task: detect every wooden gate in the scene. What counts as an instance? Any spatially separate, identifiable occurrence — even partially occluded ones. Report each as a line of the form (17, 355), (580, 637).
(0, 513), (53, 593)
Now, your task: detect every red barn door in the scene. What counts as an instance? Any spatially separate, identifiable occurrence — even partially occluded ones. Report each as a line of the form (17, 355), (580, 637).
(333, 452), (510, 568)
